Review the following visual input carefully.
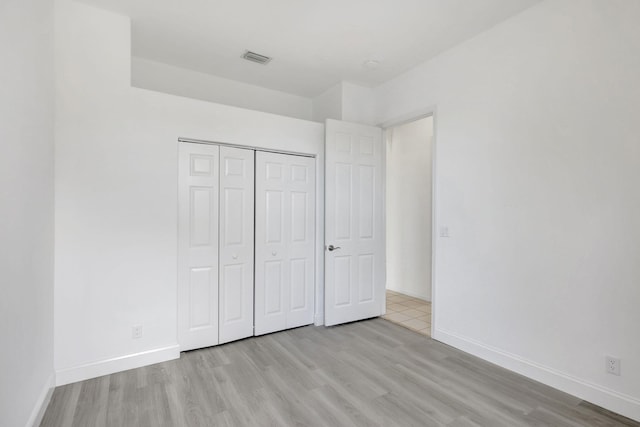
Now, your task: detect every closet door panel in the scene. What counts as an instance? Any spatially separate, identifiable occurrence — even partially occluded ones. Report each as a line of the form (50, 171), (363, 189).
(286, 156), (316, 329)
(178, 143), (220, 351)
(255, 156), (287, 335)
(255, 152), (315, 335)
(219, 147), (255, 344)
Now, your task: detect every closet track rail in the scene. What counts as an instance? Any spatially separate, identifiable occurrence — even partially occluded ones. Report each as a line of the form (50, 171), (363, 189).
(179, 137), (316, 158)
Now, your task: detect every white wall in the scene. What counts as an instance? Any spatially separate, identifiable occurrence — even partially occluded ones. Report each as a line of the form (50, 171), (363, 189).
(0, 0), (55, 425)
(311, 83), (342, 123)
(375, 0), (640, 420)
(386, 117), (433, 301)
(341, 82), (375, 126)
(54, 0), (325, 385)
(132, 57), (313, 121)
(312, 81), (376, 125)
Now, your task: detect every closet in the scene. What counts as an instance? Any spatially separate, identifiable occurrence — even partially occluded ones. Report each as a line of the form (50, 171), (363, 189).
(177, 141), (315, 351)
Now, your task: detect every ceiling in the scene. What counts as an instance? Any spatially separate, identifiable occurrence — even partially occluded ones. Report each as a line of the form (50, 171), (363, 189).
(78, 0), (541, 97)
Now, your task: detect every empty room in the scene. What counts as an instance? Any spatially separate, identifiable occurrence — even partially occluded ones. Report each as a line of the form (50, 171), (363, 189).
(2, 0), (639, 426)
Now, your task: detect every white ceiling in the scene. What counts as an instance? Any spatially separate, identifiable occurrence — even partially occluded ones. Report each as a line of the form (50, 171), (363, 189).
(78, 0), (541, 97)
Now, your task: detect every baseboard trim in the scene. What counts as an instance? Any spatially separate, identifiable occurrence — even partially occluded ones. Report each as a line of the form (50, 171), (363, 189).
(314, 314), (324, 326)
(433, 328), (640, 422)
(55, 345), (180, 386)
(26, 373), (55, 427)
(386, 288), (431, 302)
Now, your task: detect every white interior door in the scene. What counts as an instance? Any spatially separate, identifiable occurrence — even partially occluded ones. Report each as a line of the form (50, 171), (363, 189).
(255, 152), (315, 335)
(178, 143), (220, 351)
(218, 146), (255, 344)
(324, 119), (384, 326)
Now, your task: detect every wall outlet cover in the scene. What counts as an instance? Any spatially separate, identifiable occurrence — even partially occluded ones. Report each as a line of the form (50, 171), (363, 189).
(606, 355), (621, 376)
(132, 325), (143, 339)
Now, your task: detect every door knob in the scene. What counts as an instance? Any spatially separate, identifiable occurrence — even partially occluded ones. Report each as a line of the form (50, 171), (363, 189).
(272, 251), (277, 256)
(327, 245), (341, 252)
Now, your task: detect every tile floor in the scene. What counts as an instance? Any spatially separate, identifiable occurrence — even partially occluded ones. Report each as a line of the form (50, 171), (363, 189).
(382, 290), (432, 336)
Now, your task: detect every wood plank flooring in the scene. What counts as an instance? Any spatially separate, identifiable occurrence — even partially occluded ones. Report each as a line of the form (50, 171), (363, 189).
(41, 319), (639, 426)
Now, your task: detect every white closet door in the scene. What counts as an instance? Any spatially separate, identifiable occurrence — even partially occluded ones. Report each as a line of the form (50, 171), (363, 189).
(218, 146), (255, 344)
(255, 152), (315, 335)
(178, 143), (220, 351)
(286, 155), (316, 329)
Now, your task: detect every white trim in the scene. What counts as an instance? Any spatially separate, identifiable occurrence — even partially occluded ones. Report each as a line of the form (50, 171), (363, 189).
(55, 345), (180, 386)
(314, 153), (325, 331)
(433, 328), (640, 423)
(381, 126), (387, 316)
(429, 108), (438, 338)
(179, 137), (316, 158)
(26, 373), (54, 427)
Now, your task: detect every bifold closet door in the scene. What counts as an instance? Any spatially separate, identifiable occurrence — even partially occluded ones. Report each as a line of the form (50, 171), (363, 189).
(218, 146), (255, 344)
(178, 143), (220, 351)
(255, 152), (315, 335)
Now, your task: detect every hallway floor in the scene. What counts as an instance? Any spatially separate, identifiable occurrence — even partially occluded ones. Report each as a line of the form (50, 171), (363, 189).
(383, 290), (432, 337)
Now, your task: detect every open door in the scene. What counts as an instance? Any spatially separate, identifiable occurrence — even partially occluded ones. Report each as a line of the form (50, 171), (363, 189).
(324, 119), (385, 326)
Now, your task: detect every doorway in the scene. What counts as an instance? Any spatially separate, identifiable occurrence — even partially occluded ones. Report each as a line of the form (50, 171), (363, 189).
(383, 115), (434, 336)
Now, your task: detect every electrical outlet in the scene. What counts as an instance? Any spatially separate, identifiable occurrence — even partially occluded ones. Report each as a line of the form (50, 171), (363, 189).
(132, 324), (143, 339)
(606, 355), (620, 376)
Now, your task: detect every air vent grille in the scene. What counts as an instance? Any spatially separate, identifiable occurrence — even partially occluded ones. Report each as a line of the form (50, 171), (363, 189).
(242, 50), (272, 65)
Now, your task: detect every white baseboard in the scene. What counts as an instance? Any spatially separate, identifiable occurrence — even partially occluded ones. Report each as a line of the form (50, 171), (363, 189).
(55, 345), (180, 386)
(314, 314), (324, 326)
(26, 373), (55, 427)
(386, 287), (431, 302)
(433, 328), (640, 423)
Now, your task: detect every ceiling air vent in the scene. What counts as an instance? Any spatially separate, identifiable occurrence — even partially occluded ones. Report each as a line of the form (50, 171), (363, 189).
(242, 50), (272, 65)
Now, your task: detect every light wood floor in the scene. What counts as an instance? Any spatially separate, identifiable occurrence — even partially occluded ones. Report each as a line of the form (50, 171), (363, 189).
(41, 319), (638, 427)
(383, 290), (432, 336)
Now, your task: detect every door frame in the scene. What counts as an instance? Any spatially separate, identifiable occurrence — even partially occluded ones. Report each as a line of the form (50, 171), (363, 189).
(379, 106), (438, 336)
